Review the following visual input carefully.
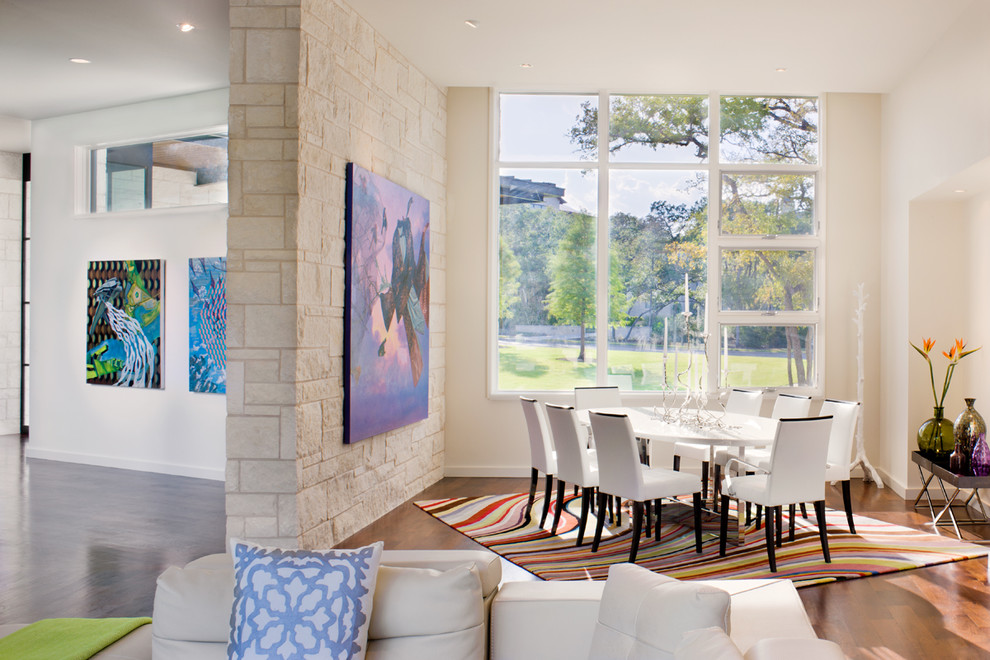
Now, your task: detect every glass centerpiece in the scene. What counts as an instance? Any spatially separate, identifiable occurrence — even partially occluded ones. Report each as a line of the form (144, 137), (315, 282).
(910, 337), (981, 460)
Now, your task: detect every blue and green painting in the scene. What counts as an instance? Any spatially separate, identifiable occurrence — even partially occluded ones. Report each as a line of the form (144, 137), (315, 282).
(86, 259), (163, 388)
(189, 257), (226, 393)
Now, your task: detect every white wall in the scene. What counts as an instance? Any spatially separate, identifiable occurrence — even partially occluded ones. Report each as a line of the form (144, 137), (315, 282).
(445, 89), (883, 477)
(0, 151), (22, 434)
(28, 89), (228, 479)
(881, 1), (990, 496)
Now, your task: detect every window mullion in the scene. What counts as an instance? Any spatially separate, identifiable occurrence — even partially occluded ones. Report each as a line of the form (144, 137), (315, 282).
(708, 91), (721, 391)
(596, 90), (610, 387)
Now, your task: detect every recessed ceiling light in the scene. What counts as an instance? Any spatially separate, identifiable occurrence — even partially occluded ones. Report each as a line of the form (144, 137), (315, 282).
(69, 58), (91, 64)
(465, 19), (479, 28)
(178, 23), (195, 32)
(520, 63), (533, 69)
(775, 67), (787, 73)
(953, 189), (967, 194)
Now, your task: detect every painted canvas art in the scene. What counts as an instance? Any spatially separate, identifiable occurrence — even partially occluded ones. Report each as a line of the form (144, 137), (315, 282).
(86, 259), (164, 388)
(344, 163), (430, 444)
(189, 257), (227, 393)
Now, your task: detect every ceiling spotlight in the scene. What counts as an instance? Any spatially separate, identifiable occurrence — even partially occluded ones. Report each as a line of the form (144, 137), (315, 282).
(69, 58), (91, 64)
(775, 67), (787, 73)
(465, 19), (479, 28)
(178, 23), (195, 32)
(520, 63), (533, 69)
(953, 189), (967, 194)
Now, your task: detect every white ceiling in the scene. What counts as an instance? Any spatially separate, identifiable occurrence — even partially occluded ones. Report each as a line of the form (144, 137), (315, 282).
(0, 0), (229, 120)
(352, 0), (974, 94)
(0, 0), (974, 127)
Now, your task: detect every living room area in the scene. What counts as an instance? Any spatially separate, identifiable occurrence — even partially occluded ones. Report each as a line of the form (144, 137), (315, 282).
(2, 0), (990, 659)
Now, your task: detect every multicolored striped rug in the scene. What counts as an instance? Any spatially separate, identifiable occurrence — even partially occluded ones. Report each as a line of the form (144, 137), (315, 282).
(415, 492), (988, 587)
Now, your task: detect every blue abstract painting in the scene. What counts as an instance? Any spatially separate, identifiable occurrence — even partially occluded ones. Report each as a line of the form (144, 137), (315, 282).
(189, 257), (226, 394)
(344, 163), (430, 444)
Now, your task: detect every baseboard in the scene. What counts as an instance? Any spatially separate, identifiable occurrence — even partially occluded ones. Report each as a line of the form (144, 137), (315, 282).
(23, 446), (225, 481)
(444, 465), (532, 478)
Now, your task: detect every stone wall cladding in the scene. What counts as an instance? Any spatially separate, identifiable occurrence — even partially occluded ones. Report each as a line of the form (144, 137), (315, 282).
(0, 152), (21, 435)
(227, 0), (302, 546)
(295, 0), (446, 548)
(227, 0), (446, 548)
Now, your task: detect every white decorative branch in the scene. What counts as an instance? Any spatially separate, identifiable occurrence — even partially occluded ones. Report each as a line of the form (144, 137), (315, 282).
(850, 283), (884, 487)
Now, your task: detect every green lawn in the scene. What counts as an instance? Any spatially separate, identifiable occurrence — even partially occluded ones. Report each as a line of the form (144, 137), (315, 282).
(497, 342), (805, 391)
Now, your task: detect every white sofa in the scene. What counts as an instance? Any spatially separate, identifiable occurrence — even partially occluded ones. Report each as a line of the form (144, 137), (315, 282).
(0, 548), (844, 659)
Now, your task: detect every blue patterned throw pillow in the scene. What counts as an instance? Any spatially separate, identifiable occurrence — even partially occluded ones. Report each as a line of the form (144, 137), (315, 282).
(228, 539), (384, 660)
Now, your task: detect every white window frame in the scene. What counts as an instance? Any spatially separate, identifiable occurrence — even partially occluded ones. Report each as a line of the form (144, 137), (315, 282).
(488, 92), (825, 399)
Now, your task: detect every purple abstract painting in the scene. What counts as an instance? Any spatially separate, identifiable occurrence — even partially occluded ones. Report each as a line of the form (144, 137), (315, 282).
(344, 163), (430, 444)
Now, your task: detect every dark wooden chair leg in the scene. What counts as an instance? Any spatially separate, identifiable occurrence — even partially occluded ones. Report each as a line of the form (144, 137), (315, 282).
(645, 500), (652, 538)
(592, 492), (607, 552)
(788, 503), (797, 543)
(654, 499), (662, 541)
(746, 502), (753, 526)
(776, 506), (783, 547)
(525, 468), (538, 523)
(630, 501), (644, 563)
(607, 494), (614, 524)
(573, 484), (579, 496)
(673, 455), (681, 471)
(551, 479), (566, 535)
(755, 504), (763, 530)
(539, 474), (554, 527)
(814, 500), (831, 563)
(713, 465), (721, 513)
(576, 487), (592, 546)
(800, 502), (808, 519)
(765, 506), (777, 572)
(615, 496), (623, 527)
(719, 495), (730, 557)
(842, 480), (856, 534)
(701, 461), (710, 500)
(693, 492), (703, 553)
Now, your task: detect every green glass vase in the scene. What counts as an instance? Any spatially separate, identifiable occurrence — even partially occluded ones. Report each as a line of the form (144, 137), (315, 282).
(918, 406), (954, 460)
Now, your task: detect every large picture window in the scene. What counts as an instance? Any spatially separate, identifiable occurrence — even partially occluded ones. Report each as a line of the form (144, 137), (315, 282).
(494, 93), (822, 394)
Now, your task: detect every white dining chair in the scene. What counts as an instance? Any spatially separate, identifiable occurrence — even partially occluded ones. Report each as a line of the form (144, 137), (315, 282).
(718, 415), (834, 572)
(821, 399), (861, 533)
(574, 385), (622, 409)
(589, 411), (704, 563)
(520, 397), (557, 528)
(545, 403), (600, 544)
(672, 388), (763, 501)
(713, 393), (813, 506)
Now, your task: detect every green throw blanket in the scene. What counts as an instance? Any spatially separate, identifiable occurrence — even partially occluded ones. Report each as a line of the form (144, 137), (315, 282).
(0, 617), (151, 660)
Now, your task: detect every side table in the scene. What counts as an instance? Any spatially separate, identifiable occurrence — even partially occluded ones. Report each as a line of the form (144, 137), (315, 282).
(911, 450), (990, 542)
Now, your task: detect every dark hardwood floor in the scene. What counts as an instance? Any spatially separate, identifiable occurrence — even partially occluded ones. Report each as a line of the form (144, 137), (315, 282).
(2, 433), (988, 658)
(0, 435), (226, 624)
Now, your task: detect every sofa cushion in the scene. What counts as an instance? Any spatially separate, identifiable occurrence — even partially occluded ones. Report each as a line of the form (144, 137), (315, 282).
(228, 539), (383, 660)
(673, 627), (744, 660)
(588, 564), (731, 660)
(153, 565), (233, 643)
(369, 564), (482, 640)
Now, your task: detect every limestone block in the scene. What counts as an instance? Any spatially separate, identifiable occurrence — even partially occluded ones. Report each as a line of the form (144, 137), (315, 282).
(227, 348), (283, 361)
(230, 138), (283, 161)
(245, 516), (279, 538)
(230, 28), (246, 84)
(225, 459), (241, 491)
(297, 484), (328, 534)
(245, 305), (296, 347)
(243, 194), (285, 217)
(297, 312), (330, 348)
(245, 360), (280, 383)
(295, 401), (323, 458)
(297, 261), (330, 306)
(244, 405), (284, 416)
(226, 361), (245, 415)
(280, 406), (298, 459)
(227, 415), (280, 458)
(242, 160), (297, 195)
(227, 516), (246, 540)
(245, 29), (301, 84)
(283, 138), (298, 161)
(278, 494), (298, 537)
(226, 492), (278, 517)
(299, 522), (333, 551)
(246, 106), (286, 128)
(226, 303), (246, 348)
(244, 382), (295, 406)
(247, 127), (299, 140)
(296, 348), (332, 381)
(226, 271), (282, 304)
(240, 459), (297, 493)
(230, 6), (286, 28)
(230, 83), (285, 106)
